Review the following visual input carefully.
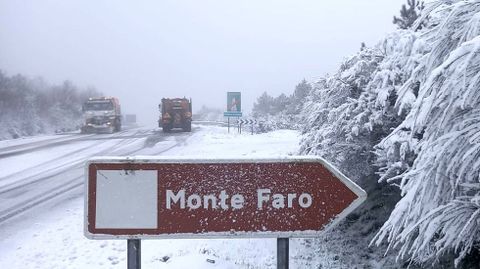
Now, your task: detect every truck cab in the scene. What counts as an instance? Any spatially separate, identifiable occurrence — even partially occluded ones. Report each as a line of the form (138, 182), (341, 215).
(81, 97), (122, 134)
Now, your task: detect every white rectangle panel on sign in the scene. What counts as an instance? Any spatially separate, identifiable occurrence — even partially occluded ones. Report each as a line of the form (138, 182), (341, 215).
(95, 170), (158, 229)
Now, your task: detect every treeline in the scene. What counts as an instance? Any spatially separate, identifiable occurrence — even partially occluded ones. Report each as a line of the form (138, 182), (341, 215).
(252, 0), (480, 267)
(251, 79), (311, 131)
(0, 70), (101, 139)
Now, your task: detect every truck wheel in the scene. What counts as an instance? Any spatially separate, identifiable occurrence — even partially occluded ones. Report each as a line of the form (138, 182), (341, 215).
(163, 126), (171, 132)
(183, 122), (192, 132)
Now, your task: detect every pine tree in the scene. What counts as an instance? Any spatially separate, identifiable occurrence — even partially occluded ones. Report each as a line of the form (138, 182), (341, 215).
(287, 79), (312, 114)
(252, 91), (274, 117)
(271, 93), (290, 114)
(393, 0), (424, 30)
(372, 1), (480, 266)
(296, 0), (480, 266)
(293, 79), (311, 101)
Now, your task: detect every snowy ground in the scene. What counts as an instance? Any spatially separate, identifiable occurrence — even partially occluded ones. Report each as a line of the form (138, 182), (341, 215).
(0, 124), (322, 269)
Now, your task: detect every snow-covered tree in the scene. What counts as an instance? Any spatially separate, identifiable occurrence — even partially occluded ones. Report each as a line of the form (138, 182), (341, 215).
(393, 0), (424, 30)
(252, 91), (275, 117)
(251, 79), (314, 132)
(0, 70), (101, 139)
(288, 79), (311, 114)
(372, 1), (480, 266)
(295, 28), (430, 267)
(252, 0), (479, 266)
(297, 0), (480, 266)
(298, 29), (423, 182)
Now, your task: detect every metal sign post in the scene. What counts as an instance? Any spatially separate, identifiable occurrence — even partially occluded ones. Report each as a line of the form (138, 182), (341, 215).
(277, 238), (289, 269)
(224, 112), (242, 133)
(127, 239), (141, 269)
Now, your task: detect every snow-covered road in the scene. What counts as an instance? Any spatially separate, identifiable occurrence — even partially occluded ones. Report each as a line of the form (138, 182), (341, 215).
(0, 126), (196, 225)
(0, 124), (313, 269)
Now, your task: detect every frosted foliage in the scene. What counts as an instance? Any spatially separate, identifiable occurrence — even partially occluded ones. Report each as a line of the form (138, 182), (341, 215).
(299, 30), (423, 182)
(299, 0), (480, 265)
(0, 72), (98, 139)
(372, 0), (480, 266)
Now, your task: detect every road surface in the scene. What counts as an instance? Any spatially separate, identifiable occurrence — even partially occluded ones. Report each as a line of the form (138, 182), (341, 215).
(0, 124), (304, 269)
(0, 126), (196, 224)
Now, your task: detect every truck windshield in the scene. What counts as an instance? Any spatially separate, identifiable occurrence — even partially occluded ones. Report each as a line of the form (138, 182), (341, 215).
(83, 101), (113, 111)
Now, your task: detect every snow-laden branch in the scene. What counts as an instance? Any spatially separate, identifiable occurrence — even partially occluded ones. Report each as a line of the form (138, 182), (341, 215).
(373, 1), (480, 265)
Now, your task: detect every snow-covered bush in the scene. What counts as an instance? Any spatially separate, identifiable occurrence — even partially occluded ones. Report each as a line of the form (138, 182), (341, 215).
(253, 113), (301, 133)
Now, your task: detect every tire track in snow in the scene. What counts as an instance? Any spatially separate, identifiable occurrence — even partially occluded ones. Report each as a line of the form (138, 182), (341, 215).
(0, 134), (97, 159)
(0, 127), (147, 159)
(0, 133), (147, 196)
(0, 177), (84, 223)
(0, 127), (192, 224)
(0, 128), (151, 187)
(0, 138), (130, 194)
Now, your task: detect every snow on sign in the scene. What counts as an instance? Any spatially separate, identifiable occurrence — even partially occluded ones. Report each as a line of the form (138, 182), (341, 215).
(84, 157), (366, 239)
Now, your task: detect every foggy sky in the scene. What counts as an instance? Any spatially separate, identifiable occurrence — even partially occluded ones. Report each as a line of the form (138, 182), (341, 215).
(0, 0), (405, 125)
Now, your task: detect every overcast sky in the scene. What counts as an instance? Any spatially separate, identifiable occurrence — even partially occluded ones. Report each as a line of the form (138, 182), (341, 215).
(0, 0), (404, 124)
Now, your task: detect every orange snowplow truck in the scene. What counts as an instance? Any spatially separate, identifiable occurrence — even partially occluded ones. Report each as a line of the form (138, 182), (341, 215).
(158, 98), (192, 132)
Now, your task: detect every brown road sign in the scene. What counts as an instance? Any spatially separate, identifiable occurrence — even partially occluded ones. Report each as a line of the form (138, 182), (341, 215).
(84, 157), (366, 239)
